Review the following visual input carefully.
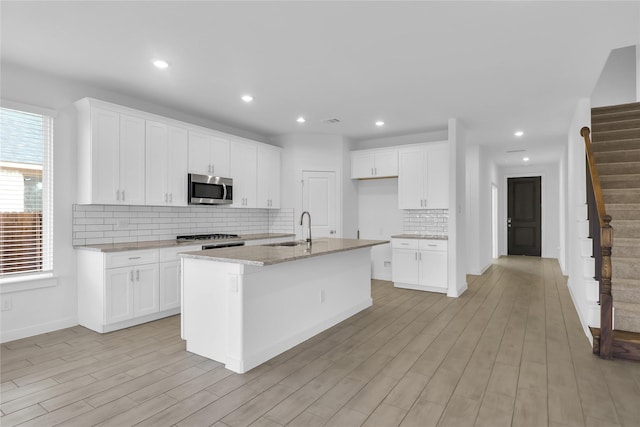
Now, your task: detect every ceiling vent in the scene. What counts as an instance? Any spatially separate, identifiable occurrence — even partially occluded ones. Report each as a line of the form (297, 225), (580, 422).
(322, 118), (341, 124)
(506, 149), (526, 153)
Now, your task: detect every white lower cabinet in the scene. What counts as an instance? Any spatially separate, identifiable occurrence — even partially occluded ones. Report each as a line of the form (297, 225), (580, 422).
(392, 238), (448, 293)
(78, 246), (198, 333)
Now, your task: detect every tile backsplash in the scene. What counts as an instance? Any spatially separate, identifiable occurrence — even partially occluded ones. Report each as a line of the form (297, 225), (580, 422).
(403, 209), (448, 236)
(72, 204), (295, 246)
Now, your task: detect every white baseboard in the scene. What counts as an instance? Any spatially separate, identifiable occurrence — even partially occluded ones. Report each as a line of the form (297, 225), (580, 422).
(1, 316), (79, 343)
(566, 276), (594, 347)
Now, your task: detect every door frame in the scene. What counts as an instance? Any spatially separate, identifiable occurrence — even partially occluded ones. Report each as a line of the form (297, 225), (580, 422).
(300, 169), (341, 239)
(501, 171), (546, 257)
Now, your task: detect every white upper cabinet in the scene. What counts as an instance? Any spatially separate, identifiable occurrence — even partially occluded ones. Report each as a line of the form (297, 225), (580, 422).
(188, 131), (230, 177)
(145, 121), (188, 206)
(76, 100), (146, 205)
(398, 142), (449, 209)
(230, 139), (257, 208)
(351, 148), (398, 179)
(257, 144), (281, 209)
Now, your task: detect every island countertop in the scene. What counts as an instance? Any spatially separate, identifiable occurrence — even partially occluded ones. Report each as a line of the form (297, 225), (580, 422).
(180, 237), (388, 266)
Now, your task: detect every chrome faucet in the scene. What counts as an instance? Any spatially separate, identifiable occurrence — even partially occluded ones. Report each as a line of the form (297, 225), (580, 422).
(300, 211), (312, 246)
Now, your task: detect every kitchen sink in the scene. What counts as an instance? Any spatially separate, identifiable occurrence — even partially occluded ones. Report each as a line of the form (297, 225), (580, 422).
(262, 240), (308, 247)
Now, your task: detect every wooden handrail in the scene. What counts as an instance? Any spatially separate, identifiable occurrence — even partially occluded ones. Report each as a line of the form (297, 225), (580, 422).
(581, 126), (613, 359)
(581, 127), (607, 225)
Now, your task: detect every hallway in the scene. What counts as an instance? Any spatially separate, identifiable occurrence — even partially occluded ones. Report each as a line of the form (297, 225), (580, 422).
(1, 257), (639, 426)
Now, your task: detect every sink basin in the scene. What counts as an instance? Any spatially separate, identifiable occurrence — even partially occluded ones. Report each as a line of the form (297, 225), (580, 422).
(262, 240), (309, 247)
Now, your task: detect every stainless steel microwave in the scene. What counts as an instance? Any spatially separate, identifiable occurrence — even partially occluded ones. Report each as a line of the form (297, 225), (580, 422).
(188, 174), (233, 205)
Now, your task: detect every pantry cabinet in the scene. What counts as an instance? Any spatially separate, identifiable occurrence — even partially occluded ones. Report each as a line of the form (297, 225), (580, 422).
(257, 144), (281, 208)
(145, 121), (188, 206)
(188, 131), (230, 177)
(351, 148), (398, 179)
(230, 139), (258, 208)
(75, 101), (146, 205)
(398, 142), (448, 209)
(392, 238), (448, 293)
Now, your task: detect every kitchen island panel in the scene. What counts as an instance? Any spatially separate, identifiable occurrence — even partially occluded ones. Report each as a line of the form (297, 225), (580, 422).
(182, 247), (373, 373)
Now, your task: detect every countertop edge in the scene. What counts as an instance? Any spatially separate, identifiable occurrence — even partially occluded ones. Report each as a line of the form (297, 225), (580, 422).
(181, 238), (388, 266)
(74, 233), (296, 252)
(390, 234), (448, 240)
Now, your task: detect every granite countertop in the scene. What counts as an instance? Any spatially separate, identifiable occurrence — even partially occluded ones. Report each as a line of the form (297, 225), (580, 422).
(391, 234), (448, 240)
(181, 237), (388, 266)
(74, 233), (295, 252)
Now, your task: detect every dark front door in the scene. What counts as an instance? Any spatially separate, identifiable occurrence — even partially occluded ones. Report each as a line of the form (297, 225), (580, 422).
(508, 176), (541, 256)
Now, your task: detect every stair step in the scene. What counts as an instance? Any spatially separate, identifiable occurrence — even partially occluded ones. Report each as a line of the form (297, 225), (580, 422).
(592, 117), (640, 132)
(609, 219), (640, 238)
(592, 108), (640, 125)
(594, 149), (640, 164)
(591, 139), (640, 153)
(607, 204), (640, 220)
(592, 102), (640, 116)
(602, 188), (640, 204)
(592, 128), (640, 143)
(600, 174), (640, 190)
(612, 279), (640, 305)
(611, 256), (640, 280)
(614, 303), (640, 334)
(598, 161), (640, 175)
(611, 237), (640, 258)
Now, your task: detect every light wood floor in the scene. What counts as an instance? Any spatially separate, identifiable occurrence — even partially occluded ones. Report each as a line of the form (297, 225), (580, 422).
(2, 257), (640, 427)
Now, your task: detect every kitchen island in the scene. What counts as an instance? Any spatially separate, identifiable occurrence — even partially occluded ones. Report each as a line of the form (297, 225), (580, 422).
(180, 237), (387, 373)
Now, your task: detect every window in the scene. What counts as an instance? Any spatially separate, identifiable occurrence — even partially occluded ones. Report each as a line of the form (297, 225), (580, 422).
(0, 104), (53, 277)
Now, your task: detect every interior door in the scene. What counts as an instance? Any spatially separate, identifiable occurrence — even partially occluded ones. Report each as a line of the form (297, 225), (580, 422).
(508, 176), (541, 256)
(302, 171), (336, 238)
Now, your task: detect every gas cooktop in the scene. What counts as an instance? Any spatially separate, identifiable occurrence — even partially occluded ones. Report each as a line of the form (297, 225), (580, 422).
(176, 233), (239, 241)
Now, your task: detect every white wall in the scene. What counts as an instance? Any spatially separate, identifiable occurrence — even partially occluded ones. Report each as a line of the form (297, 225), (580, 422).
(592, 45), (637, 107)
(448, 119), (467, 297)
(566, 98), (599, 337)
(357, 179), (403, 280)
(0, 63), (270, 342)
(271, 133), (353, 240)
(497, 163), (561, 259)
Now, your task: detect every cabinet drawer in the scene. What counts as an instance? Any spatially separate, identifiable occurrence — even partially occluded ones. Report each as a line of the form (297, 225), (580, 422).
(391, 239), (419, 250)
(105, 249), (158, 269)
(159, 245), (201, 262)
(419, 240), (448, 251)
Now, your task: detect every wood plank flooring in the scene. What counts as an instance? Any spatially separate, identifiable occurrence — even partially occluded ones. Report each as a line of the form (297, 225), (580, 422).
(2, 256), (640, 426)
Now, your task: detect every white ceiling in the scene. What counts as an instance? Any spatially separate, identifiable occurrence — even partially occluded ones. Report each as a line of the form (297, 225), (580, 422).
(1, 1), (639, 166)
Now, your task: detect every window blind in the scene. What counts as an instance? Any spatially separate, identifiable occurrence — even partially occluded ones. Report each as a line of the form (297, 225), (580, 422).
(0, 106), (53, 276)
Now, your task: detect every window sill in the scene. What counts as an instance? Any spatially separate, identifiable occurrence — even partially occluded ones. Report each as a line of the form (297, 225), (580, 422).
(0, 272), (57, 294)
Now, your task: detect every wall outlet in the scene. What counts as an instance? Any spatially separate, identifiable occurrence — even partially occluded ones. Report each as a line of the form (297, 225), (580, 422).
(1, 295), (12, 311)
(320, 290), (325, 303)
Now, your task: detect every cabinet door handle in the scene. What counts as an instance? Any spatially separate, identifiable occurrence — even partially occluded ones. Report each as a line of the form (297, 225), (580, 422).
(128, 256), (141, 260)
(371, 168), (374, 176)
(419, 253), (422, 261)
(211, 164), (215, 174)
(116, 190), (120, 201)
(136, 270), (140, 281)
(164, 193), (168, 202)
(169, 193), (173, 203)
(414, 252), (417, 260)
(375, 167), (377, 175)
(122, 190), (125, 201)
(130, 270), (134, 282)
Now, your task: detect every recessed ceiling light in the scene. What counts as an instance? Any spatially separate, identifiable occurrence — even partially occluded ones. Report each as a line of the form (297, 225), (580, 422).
(153, 59), (169, 69)
(375, 121), (385, 127)
(296, 116), (306, 123)
(523, 157), (530, 162)
(514, 131), (524, 137)
(241, 95), (253, 103)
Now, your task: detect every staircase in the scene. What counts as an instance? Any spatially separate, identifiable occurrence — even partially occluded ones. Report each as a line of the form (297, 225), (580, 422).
(591, 102), (640, 344)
